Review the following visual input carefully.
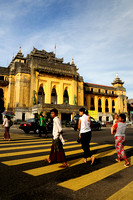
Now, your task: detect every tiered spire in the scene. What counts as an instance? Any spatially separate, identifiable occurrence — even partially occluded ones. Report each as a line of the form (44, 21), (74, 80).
(14, 46), (24, 60)
(112, 73), (124, 86)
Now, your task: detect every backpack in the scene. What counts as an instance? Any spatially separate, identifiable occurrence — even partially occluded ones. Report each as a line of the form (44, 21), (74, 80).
(9, 120), (13, 127)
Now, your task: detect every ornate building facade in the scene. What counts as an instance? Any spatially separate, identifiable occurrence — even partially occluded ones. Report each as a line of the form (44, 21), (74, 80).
(0, 47), (127, 122)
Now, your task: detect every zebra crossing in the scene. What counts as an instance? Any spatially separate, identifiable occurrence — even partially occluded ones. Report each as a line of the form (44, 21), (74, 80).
(0, 136), (133, 199)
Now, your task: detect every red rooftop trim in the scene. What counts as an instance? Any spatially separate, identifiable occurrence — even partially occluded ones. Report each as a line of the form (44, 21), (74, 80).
(85, 82), (114, 88)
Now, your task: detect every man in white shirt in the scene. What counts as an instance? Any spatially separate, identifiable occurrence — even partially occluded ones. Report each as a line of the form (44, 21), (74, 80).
(45, 109), (67, 168)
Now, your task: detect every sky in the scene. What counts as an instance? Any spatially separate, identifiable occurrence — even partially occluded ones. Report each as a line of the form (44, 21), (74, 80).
(0, 0), (133, 98)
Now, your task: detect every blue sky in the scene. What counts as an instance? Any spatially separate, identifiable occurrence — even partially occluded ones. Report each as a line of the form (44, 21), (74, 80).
(0, 0), (133, 98)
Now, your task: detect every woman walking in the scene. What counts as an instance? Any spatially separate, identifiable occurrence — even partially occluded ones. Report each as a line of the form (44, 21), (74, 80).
(2, 115), (11, 141)
(111, 113), (130, 167)
(45, 109), (67, 168)
(78, 108), (95, 164)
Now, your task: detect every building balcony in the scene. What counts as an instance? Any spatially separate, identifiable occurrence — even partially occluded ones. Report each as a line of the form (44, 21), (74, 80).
(32, 103), (87, 114)
(84, 90), (118, 97)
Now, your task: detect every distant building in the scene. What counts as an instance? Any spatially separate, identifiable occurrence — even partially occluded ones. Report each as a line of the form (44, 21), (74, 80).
(0, 47), (127, 122)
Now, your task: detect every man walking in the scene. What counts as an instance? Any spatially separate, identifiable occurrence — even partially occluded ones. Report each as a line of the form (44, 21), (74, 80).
(39, 114), (47, 137)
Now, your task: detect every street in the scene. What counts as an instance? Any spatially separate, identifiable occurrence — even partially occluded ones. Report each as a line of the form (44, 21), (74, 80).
(0, 127), (133, 200)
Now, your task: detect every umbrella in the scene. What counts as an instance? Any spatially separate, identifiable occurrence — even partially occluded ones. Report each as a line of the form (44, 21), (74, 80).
(2, 111), (15, 117)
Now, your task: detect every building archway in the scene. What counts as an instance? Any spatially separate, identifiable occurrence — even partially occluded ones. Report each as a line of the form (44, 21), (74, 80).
(63, 88), (69, 104)
(112, 100), (115, 113)
(105, 99), (109, 112)
(38, 85), (45, 104)
(51, 86), (57, 104)
(90, 97), (95, 110)
(98, 98), (102, 112)
(0, 88), (4, 123)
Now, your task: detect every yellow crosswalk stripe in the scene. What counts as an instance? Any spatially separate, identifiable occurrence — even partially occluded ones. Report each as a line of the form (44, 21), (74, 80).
(23, 146), (132, 176)
(0, 141), (83, 151)
(0, 140), (97, 150)
(58, 156), (133, 191)
(0, 140), (52, 147)
(106, 181), (133, 200)
(0, 138), (52, 144)
(0, 144), (82, 158)
(2, 143), (109, 165)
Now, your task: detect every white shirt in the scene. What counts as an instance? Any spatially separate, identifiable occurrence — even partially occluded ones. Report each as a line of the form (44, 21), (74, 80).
(3, 118), (10, 127)
(114, 122), (126, 137)
(52, 116), (65, 144)
(80, 114), (91, 133)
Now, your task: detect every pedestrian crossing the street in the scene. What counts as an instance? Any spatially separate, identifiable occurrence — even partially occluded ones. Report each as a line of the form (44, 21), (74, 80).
(0, 136), (133, 199)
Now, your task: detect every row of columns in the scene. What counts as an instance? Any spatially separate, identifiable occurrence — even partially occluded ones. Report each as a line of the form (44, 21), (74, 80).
(35, 78), (75, 106)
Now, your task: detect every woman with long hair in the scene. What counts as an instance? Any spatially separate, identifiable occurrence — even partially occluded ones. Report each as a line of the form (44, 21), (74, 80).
(2, 115), (11, 141)
(78, 108), (95, 164)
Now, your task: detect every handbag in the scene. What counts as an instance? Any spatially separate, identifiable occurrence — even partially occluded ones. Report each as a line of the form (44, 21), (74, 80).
(77, 133), (81, 143)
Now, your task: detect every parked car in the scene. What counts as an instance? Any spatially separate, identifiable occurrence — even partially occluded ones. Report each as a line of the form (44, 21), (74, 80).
(19, 118), (40, 134)
(19, 118), (53, 134)
(14, 119), (25, 124)
(70, 114), (101, 131)
(126, 121), (132, 126)
(99, 121), (106, 127)
(106, 121), (113, 126)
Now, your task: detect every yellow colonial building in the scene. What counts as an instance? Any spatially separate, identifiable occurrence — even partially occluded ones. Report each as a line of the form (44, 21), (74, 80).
(0, 47), (127, 122)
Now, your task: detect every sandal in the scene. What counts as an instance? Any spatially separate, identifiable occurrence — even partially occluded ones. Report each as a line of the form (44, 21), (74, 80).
(115, 158), (121, 162)
(44, 159), (51, 164)
(59, 163), (68, 168)
(83, 159), (87, 163)
(124, 163), (130, 167)
(91, 156), (95, 165)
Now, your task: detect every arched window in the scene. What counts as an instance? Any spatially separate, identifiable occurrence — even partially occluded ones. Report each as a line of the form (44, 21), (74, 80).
(112, 100), (115, 113)
(0, 88), (4, 98)
(105, 99), (109, 112)
(98, 98), (102, 112)
(51, 87), (57, 104)
(112, 100), (115, 106)
(84, 97), (87, 106)
(91, 88), (93, 93)
(38, 85), (45, 104)
(90, 97), (95, 110)
(63, 88), (69, 104)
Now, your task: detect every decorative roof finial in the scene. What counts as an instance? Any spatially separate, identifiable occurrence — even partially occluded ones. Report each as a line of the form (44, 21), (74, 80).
(116, 72), (119, 78)
(71, 58), (74, 65)
(19, 46), (21, 53)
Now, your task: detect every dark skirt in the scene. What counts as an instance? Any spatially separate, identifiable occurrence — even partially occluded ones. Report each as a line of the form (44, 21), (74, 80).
(49, 138), (66, 163)
(81, 131), (92, 158)
(4, 127), (10, 140)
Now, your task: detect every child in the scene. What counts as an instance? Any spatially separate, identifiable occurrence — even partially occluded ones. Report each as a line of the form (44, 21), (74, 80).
(111, 113), (119, 135)
(113, 113), (119, 126)
(45, 109), (67, 168)
(111, 113), (130, 167)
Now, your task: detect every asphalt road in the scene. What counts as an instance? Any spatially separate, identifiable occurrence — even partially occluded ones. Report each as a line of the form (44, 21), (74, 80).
(0, 127), (133, 200)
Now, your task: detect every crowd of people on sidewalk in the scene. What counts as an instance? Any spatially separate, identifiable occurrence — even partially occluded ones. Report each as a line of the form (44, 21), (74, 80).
(1, 108), (130, 168)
